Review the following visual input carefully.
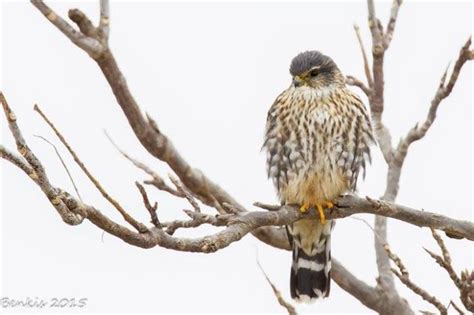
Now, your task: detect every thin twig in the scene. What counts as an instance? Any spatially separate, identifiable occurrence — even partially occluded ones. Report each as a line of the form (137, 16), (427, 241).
(135, 182), (161, 228)
(353, 24), (374, 88)
(34, 104), (147, 233)
(384, 0), (403, 49)
(385, 244), (448, 314)
(104, 130), (184, 198)
(448, 300), (465, 315)
(394, 36), (473, 165)
(460, 270), (474, 311)
(256, 251), (297, 315)
(346, 75), (371, 96)
(98, 0), (109, 40)
(34, 135), (82, 201)
(1, 93), (83, 225)
(424, 228), (461, 289)
(169, 175), (201, 213)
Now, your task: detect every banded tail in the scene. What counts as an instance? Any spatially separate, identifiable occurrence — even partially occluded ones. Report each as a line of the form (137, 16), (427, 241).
(288, 219), (334, 303)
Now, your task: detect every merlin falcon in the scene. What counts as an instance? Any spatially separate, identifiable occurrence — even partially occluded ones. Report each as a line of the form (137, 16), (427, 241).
(263, 51), (374, 302)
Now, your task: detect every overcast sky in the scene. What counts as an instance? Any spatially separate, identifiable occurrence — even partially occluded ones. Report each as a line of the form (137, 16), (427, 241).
(1, 1), (472, 314)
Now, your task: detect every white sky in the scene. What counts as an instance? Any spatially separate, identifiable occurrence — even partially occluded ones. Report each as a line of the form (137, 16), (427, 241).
(1, 1), (472, 314)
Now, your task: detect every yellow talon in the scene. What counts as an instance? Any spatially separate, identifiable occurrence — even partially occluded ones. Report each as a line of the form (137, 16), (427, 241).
(322, 201), (334, 209)
(299, 203), (310, 213)
(316, 204), (327, 224)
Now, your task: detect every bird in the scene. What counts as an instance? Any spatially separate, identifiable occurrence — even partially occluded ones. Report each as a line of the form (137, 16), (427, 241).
(262, 50), (374, 303)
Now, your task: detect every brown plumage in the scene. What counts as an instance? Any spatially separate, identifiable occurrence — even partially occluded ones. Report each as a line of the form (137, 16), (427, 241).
(263, 51), (374, 303)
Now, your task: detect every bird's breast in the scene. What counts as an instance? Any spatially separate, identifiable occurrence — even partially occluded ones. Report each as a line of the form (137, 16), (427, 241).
(266, 89), (350, 204)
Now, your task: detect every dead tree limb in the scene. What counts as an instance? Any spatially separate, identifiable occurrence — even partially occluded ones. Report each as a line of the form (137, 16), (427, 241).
(385, 245), (448, 315)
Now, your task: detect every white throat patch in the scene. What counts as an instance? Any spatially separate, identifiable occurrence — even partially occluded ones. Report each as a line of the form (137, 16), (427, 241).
(294, 84), (337, 101)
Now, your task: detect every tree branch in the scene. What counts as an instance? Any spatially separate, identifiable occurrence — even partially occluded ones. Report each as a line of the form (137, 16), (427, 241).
(346, 75), (371, 96)
(366, 0), (395, 164)
(353, 23), (374, 88)
(394, 36), (473, 167)
(135, 182), (161, 229)
(1, 93), (84, 226)
(30, 0), (104, 58)
(366, 2), (407, 310)
(385, 244), (448, 315)
(256, 256), (297, 315)
(98, 0), (109, 40)
(34, 104), (148, 233)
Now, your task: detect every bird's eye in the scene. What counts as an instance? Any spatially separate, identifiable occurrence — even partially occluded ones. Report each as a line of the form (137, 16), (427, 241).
(309, 69), (320, 77)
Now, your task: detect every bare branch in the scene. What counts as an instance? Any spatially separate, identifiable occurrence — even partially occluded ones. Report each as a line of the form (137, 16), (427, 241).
(448, 300), (465, 315)
(346, 75), (371, 96)
(104, 131), (184, 198)
(425, 229), (461, 288)
(331, 259), (383, 311)
(394, 36), (473, 166)
(1, 93), (48, 187)
(68, 8), (96, 37)
(0, 145), (33, 176)
(365, 0), (398, 164)
(257, 196), (474, 241)
(163, 211), (232, 235)
(98, 0), (110, 40)
(34, 135), (83, 201)
(30, 0), (103, 58)
(1, 93), (83, 225)
(460, 270), (474, 312)
(384, 0), (403, 49)
(34, 104), (147, 233)
(365, 1), (408, 310)
(423, 229), (473, 312)
(256, 256), (297, 315)
(353, 24), (373, 88)
(385, 244), (448, 315)
(169, 175), (201, 213)
(135, 182), (161, 229)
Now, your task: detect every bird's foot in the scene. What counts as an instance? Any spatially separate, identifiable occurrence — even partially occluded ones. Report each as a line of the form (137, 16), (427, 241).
(315, 200), (334, 225)
(298, 201), (333, 224)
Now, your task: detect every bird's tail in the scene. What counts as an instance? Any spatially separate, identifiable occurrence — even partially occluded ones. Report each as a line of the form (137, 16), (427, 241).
(288, 219), (334, 303)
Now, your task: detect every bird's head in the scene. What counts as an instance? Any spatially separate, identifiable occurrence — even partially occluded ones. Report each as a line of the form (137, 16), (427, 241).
(289, 51), (345, 90)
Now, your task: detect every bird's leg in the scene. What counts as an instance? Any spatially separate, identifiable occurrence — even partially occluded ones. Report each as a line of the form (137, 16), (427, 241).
(315, 204), (327, 224)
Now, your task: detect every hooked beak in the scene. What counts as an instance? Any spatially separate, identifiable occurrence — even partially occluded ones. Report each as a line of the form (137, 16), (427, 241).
(292, 76), (304, 87)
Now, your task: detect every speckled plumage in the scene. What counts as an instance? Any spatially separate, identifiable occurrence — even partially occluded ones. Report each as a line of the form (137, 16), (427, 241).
(263, 51), (374, 302)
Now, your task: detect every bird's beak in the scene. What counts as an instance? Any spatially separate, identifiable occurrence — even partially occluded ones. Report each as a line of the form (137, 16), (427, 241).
(292, 76), (303, 87)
